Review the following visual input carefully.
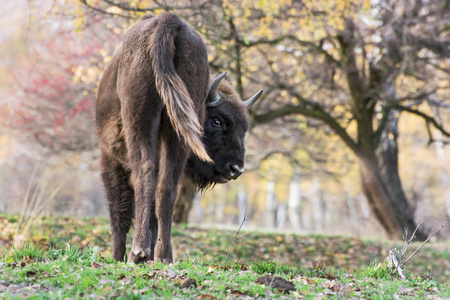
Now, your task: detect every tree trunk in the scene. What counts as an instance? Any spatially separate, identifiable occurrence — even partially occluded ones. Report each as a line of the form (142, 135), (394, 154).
(434, 131), (450, 221)
(277, 204), (287, 228)
(173, 175), (197, 224)
(359, 155), (420, 239)
(346, 194), (360, 235)
(237, 184), (247, 222)
(265, 180), (277, 228)
(359, 113), (427, 240)
(310, 178), (324, 232)
(288, 168), (301, 231)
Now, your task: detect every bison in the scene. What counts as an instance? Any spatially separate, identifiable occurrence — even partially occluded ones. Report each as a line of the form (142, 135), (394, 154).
(96, 12), (262, 264)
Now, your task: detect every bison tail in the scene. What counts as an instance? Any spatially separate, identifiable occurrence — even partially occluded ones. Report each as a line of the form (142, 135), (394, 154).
(149, 13), (212, 163)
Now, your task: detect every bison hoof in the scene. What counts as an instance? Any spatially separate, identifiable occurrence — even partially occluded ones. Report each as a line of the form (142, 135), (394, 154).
(155, 257), (173, 264)
(154, 242), (173, 264)
(127, 247), (151, 264)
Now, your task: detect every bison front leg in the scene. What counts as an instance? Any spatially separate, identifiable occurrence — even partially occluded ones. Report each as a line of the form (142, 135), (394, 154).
(101, 154), (134, 262)
(153, 125), (190, 263)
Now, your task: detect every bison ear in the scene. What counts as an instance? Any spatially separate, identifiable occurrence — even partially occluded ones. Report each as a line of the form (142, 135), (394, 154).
(207, 72), (227, 107)
(244, 89), (263, 108)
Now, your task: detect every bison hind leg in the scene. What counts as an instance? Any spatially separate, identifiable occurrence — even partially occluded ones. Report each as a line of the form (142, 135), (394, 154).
(149, 200), (158, 261)
(153, 119), (190, 263)
(101, 154), (134, 262)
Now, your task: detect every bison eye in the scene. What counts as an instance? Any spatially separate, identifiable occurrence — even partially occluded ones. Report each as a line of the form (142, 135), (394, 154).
(212, 118), (222, 127)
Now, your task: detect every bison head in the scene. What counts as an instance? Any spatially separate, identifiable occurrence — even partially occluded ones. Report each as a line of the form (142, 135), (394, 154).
(185, 72), (262, 188)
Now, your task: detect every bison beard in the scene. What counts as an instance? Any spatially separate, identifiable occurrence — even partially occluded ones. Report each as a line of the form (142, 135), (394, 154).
(96, 12), (262, 264)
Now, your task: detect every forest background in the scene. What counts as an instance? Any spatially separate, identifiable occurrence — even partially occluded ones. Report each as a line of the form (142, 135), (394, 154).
(0, 0), (449, 241)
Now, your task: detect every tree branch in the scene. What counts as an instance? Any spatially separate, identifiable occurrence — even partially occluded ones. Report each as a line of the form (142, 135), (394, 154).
(236, 35), (341, 67)
(392, 104), (450, 137)
(79, 0), (131, 18)
(226, 15), (244, 97)
(253, 104), (359, 154)
(374, 89), (438, 143)
(97, 0), (213, 13)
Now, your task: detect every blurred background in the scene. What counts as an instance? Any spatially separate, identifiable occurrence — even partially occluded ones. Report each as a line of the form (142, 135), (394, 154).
(0, 0), (449, 240)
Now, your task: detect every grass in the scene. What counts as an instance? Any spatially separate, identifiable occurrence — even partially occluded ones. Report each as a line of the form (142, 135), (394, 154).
(0, 213), (449, 299)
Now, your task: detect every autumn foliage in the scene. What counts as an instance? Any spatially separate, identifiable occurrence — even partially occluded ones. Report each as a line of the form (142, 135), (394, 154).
(0, 0), (449, 240)
(0, 20), (111, 154)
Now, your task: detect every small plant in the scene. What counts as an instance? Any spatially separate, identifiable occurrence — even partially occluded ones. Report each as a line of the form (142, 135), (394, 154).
(252, 259), (291, 274)
(6, 242), (44, 262)
(357, 260), (392, 279)
(46, 244), (99, 265)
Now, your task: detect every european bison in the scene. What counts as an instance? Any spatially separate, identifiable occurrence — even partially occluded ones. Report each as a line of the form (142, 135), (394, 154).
(96, 12), (262, 264)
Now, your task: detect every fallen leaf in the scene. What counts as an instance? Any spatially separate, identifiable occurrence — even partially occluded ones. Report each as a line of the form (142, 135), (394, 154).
(135, 287), (149, 295)
(150, 280), (160, 289)
(117, 274), (126, 280)
(207, 266), (215, 275)
(230, 289), (249, 297)
(197, 294), (217, 299)
(20, 256), (33, 267)
(319, 273), (338, 280)
(167, 266), (177, 278)
(98, 278), (114, 285)
(143, 272), (156, 280)
(322, 280), (335, 289)
(256, 275), (296, 294)
(181, 278), (197, 289)
(25, 271), (36, 278)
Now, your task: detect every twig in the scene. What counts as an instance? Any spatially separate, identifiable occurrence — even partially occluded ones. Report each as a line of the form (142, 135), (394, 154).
(402, 218), (427, 258)
(222, 204), (248, 266)
(400, 222), (449, 267)
(407, 218), (427, 245)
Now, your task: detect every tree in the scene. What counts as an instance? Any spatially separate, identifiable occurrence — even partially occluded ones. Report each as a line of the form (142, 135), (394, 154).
(78, 0), (449, 238)
(246, 0), (450, 239)
(0, 2), (123, 157)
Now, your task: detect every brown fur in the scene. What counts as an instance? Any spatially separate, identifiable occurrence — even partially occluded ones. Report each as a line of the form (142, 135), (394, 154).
(96, 13), (258, 264)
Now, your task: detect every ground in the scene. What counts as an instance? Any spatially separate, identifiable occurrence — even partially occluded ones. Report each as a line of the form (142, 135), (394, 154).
(0, 214), (449, 299)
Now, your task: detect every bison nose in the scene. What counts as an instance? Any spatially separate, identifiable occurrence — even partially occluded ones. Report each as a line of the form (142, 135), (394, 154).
(229, 163), (245, 179)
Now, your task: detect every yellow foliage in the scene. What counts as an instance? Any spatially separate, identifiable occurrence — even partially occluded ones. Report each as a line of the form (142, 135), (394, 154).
(106, 6), (123, 15)
(72, 65), (102, 85)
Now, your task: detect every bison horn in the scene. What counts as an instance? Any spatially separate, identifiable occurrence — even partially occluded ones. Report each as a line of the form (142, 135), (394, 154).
(208, 71), (227, 106)
(244, 89), (263, 107)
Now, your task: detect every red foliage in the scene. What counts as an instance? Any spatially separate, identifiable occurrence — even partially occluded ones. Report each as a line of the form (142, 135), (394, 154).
(1, 29), (99, 129)
(0, 21), (121, 153)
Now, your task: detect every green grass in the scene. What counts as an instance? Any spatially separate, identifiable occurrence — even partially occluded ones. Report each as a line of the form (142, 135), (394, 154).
(252, 258), (293, 274)
(0, 213), (449, 298)
(355, 260), (391, 279)
(5, 242), (45, 262)
(1, 243), (449, 299)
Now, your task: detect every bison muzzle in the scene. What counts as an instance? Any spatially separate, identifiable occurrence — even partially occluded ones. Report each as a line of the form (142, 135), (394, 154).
(96, 12), (262, 264)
